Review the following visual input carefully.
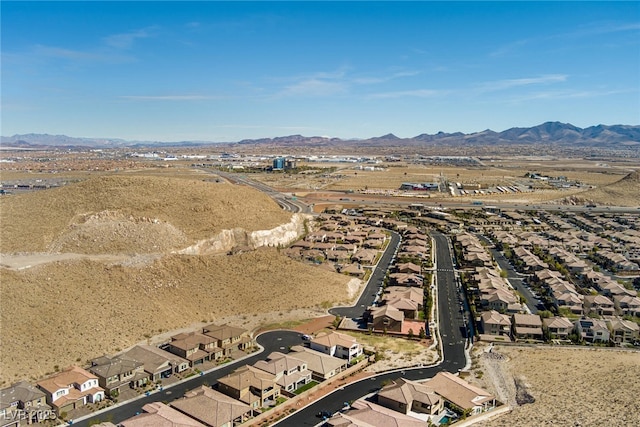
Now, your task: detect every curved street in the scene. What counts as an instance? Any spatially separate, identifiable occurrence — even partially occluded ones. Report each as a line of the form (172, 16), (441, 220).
(71, 176), (471, 427)
(71, 331), (303, 427)
(275, 231), (469, 426)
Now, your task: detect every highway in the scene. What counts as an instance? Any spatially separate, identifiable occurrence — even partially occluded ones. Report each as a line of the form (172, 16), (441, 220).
(70, 331), (304, 427)
(275, 232), (468, 426)
(210, 170), (312, 213)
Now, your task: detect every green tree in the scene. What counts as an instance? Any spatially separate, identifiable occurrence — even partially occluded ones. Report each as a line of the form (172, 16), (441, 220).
(332, 316), (342, 329)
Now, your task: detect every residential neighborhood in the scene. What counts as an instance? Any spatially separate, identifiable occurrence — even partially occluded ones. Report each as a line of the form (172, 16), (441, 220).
(1, 204), (638, 427)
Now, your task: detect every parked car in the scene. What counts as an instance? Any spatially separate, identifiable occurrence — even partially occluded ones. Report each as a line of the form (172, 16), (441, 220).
(301, 334), (311, 341)
(317, 410), (333, 419)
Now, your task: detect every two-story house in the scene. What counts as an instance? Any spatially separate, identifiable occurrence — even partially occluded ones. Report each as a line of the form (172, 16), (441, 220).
(288, 346), (348, 381)
(542, 317), (574, 339)
(89, 354), (148, 395)
(575, 318), (610, 343)
(217, 365), (280, 409)
(511, 314), (543, 341)
(606, 318), (640, 345)
(366, 305), (405, 333)
(309, 332), (363, 363)
(377, 378), (442, 416)
(0, 380), (51, 426)
(253, 352), (311, 393)
(167, 332), (223, 366)
(36, 366), (104, 415)
(480, 310), (511, 336)
(123, 345), (190, 381)
(583, 295), (615, 317)
(202, 324), (255, 357)
(170, 386), (254, 427)
(120, 402), (204, 427)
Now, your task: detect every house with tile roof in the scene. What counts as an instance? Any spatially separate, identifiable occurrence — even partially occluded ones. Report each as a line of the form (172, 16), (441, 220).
(120, 402), (205, 427)
(0, 380), (51, 426)
(216, 365), (280, 409)
(89, 354), (149, 395)
(542, 316), (574, 339)
(36, 366), (105, 415)
(377, 378), (442, 416)
(424, 372), (495, 415)
(170, 386), (253, 427)
(309, 331), (363, 362)
(167, 332), (223, 366)
(289, 346), (348, 381)
(122, 345), (190, 381)
(253, 352), (312, 393)
(480, 310), (511, 336)
(326, 400), (425, 427)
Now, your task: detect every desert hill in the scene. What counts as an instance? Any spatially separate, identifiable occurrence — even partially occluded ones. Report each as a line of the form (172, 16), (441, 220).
(562, 170), (640, 206)
(0, 175), (293, 253)
(0, 174), (355, 384)
(0, 250), (353, 384)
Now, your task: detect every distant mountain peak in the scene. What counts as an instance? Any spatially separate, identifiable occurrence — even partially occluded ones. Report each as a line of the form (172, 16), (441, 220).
(372, 133), (400, 140)
(2, 122), (639, 149)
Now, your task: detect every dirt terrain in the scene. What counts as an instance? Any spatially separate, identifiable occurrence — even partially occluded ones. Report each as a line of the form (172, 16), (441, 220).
(1, 174), (293, 253)
(570, 170), (640, 206)
(469, 344), (640, 427)
(0, 174), (355, 384)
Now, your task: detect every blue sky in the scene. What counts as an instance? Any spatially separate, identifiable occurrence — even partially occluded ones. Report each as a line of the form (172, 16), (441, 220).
(2, 1), (639, 142)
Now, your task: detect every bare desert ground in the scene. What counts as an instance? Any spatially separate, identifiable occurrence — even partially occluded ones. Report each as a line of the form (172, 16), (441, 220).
(469, 344), (640, 427)
(0, 174), (357, 384)
(248, 159), (638, 206)
(0, 174), (292, 253)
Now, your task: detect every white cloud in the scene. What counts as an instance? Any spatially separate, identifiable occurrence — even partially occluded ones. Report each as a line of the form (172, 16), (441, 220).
(367, 89), (444, 99)
(103, 27), (156, 49)
(477, 74), (568, 93)
(279, 78), (347, 97)
(511, 88), (635, 102)
(32, 44), (133, 63)
(274, 67), (421, 98)
(352, 70), (420, 85)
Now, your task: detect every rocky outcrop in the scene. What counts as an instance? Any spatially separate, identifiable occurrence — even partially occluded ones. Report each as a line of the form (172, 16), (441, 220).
(177, 213), (311, 256)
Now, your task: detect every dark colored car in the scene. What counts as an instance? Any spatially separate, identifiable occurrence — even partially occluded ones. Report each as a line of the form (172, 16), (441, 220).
(317, 410), (332, 419)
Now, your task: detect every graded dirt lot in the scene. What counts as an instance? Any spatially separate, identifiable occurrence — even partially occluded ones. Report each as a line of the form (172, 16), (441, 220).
(469, 344), (640, 427)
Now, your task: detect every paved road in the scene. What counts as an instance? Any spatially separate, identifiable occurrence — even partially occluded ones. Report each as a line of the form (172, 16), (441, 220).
(476, 235), (539, 314)
(275, 232), (468, 426)
(432, 232), (471, 360)
(329, 231), (401, 320)
(73, 176), (466, 426)
(71, 331), (304, 427)
(210, 170), (312, 213)
(301, 194), (640, 214)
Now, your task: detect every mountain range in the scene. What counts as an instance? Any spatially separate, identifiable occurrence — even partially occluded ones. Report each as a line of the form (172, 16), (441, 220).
(2, 122), (639, 149)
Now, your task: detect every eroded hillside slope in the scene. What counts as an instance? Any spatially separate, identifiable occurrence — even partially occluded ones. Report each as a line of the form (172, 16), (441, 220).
(0, 174), (354, 384)
(0, 251), (352, 383)
(0, 175), (293, 253)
